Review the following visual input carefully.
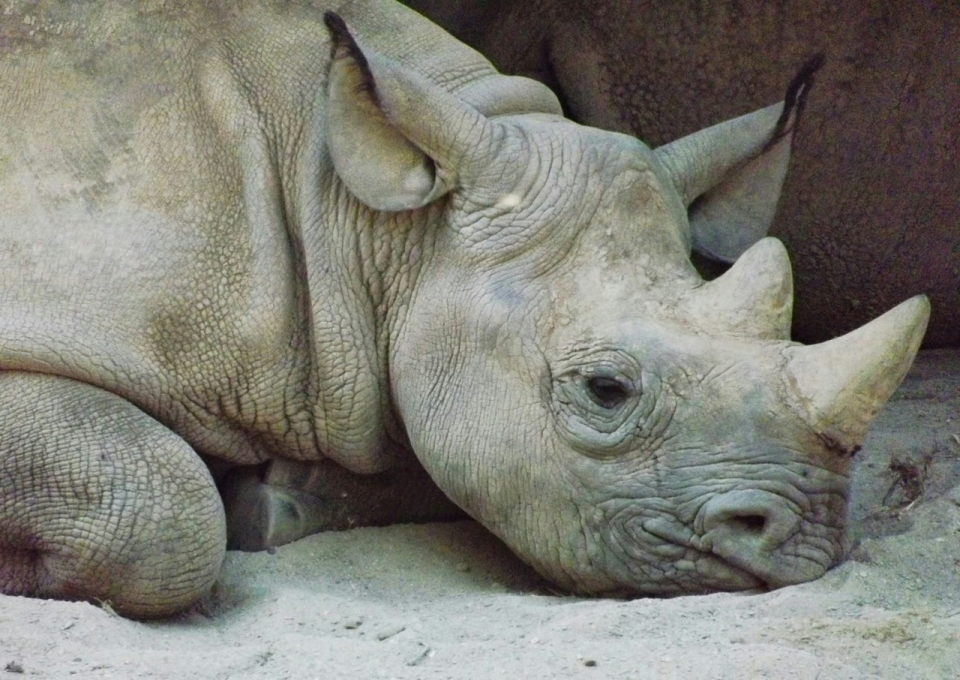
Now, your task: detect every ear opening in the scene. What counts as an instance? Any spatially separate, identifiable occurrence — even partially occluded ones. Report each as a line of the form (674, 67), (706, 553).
(324, 12), (451, 211)
(685, 120), (792, 263)
(656, 55), (824, 263)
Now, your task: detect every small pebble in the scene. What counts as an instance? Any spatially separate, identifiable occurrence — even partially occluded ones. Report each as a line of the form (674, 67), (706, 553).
(343, 619), (363, 630)
(376, 624), (406, 641)
(406, 646), (433, 667)
(4, 661), (24, 674)
(583, 659), (597, 667)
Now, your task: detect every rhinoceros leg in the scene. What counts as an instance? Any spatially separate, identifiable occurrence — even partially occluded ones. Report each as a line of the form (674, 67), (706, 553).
(220, 456), (465, 551)
(0, 372), (225, 619)
(219, 464), (333, 551)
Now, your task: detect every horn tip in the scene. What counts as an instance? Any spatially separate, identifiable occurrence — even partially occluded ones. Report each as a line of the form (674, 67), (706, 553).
(904, 293), (931, 317)
(753, 236), (789, 259)
(888, 294), (931, 345)
(785, 293), (931, 454)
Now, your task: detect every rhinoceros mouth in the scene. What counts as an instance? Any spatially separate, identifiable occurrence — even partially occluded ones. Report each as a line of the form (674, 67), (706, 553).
(625, 516), (769, 593)
(602, 486), (842, 593)
(630, 513), (835, 592)
(689, 554), (769, 593)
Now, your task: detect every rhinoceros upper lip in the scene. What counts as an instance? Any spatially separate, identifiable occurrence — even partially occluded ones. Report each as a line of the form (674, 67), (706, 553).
(637, 517), (767, 590)
(640, 516), (696, 546)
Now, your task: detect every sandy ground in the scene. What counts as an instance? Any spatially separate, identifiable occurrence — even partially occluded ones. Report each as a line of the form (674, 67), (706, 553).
(1, 350), (958, 679)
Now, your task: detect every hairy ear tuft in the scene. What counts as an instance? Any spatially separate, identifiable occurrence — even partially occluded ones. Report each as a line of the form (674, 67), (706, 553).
(655, 56), (825, 263)
(324, 12), (378, 103)
(323, 12), (449, 211)
(765, 54), (824, 151)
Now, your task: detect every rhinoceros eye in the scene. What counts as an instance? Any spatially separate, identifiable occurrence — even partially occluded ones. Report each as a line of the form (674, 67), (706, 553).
(586, 376), (631, 409)
(550, 353), (643, 456)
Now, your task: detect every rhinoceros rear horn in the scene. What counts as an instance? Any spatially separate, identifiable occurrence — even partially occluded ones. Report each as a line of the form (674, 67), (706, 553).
(785, 295), (930, 455)
(655, 55), (824, 263)
(323, 12), (499, 211)
(687, 237), (793, 340)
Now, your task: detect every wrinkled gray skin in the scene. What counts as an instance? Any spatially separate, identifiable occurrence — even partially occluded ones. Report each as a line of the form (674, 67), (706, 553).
(404, 0), (960, 347)
(0, 0), (928, 618)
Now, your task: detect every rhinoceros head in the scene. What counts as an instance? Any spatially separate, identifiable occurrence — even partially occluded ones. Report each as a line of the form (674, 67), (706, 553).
(324, 16), (928, 595)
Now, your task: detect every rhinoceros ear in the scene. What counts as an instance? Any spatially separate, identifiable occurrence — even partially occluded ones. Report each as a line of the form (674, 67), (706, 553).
(324, 13), (451, 211)
(655, 56), (823, 263)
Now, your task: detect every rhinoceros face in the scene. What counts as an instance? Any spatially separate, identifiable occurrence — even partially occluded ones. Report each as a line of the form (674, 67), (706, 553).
(536, 326), (846, 594)
(325, 16), (928, 595)
(389, 128), (925, 593)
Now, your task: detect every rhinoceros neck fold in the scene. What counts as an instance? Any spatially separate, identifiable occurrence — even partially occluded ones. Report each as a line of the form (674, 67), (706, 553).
(289, 130), (441, 475)
(187, 6), (434, 475)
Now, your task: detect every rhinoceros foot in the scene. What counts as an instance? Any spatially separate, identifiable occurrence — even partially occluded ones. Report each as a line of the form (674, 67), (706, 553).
(220, 458), (466, 552)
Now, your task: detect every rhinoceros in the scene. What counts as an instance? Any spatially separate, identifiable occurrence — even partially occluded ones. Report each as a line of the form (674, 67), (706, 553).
(0, 0), (927, 618)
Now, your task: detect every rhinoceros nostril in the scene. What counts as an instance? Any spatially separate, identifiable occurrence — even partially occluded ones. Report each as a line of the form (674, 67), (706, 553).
(699, 490), (799, 550)
(729, 514), (767, 535)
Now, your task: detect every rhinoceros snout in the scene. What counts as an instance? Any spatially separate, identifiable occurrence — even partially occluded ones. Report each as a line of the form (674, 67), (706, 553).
(697, 489), (829, 587)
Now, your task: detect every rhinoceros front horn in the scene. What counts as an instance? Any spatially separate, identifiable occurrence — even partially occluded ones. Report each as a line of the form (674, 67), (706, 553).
(784, 295), (930, 454)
